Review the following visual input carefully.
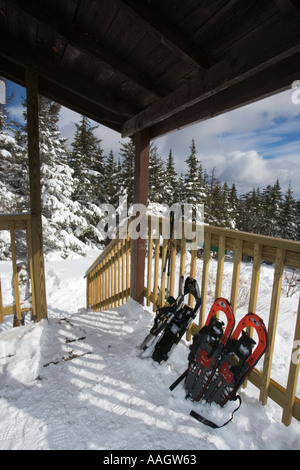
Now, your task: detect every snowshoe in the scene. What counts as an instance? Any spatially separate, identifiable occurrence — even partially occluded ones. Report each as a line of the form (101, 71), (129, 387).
(183, 298), (235, 400)
(201, 313), (268, 407)
(140, 276), (201, 363)
(152, 276), (201, 363)
(139, 276), (185, 353)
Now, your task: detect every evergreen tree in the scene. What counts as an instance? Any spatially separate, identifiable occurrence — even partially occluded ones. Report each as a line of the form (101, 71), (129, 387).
(148, 144), (165, 204)
(69, 115), (105, 205)
(36, 98), (97, 254)
(260, 180), (282, 237)
(228, 183), (239, 229)
(119, 138), (135, 205)
(163, 149), (178, 206)
(280, 183), (298, 240)
(105, 150), (120, 207)
(184, 138), (200, 205)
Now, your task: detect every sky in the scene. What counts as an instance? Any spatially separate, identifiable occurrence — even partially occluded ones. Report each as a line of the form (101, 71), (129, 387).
(4, 78), (300, 199)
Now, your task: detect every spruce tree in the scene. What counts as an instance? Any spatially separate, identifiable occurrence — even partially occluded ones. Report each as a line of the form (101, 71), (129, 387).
(184, 138), (200, 205)
(119, 138), (135, 205)
(148, 144), (165, 204)
(280, 183), (298, 240)
(163, 149), (178, 206)
(70, 115), (105, 205)
(260, 180), (282, 237)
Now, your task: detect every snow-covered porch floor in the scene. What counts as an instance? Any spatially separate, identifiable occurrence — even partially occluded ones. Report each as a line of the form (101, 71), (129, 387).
(0, 252), (299, 450)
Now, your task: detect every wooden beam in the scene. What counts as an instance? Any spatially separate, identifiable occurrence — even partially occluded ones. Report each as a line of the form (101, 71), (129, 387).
(130, 128), (150, 305)
(26, 69), (47, 321)
(122, 12), (300, 137)
(117, 0), (214, 70)
(149, 50), (300, 140)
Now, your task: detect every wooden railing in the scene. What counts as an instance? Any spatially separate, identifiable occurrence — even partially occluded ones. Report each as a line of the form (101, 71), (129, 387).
(85, 214), (300, 426)
(0, 213), (37, 324)
(85, 233), (131, 311)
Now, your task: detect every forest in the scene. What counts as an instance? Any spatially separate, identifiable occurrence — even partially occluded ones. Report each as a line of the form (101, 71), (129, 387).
(0, 95), (299, 258)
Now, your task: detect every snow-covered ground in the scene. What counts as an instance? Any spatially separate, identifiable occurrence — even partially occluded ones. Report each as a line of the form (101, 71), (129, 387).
(0, 250), (299, 450)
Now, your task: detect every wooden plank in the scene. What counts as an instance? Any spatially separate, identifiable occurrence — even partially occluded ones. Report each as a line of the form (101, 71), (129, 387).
(199, 231), (211, 328)
(260, 248), (286, 405)
(248, 243), (263, 313)
(215, 235), (226, 300)
(282, 297), (300, 426)
(10, 222), (21, 321)
(26, 69), (47, 321)
(153, 236), (160, 311)
(230, 238), (243, 312)
(146, 217), (153, 306)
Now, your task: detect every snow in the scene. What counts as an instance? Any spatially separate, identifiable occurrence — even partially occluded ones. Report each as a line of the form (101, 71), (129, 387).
(0, 251), (299, 450)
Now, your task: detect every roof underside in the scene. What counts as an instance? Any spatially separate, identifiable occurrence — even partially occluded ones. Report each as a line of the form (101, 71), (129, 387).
(0, 0), (300, 140)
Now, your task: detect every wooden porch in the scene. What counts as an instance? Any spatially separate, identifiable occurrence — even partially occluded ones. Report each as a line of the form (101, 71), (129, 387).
(0, 0), (299, 428)
(85, 215), (300, 427)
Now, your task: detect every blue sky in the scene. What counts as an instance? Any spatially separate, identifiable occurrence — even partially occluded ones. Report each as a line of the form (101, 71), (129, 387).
(4, 78), (300, 199)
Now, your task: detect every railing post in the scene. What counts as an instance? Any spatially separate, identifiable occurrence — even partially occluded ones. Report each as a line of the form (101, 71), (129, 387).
(130, 128), (150, 305)
(26, 69), (47, 321)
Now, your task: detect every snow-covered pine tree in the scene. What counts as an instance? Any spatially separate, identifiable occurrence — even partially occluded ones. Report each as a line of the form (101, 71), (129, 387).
(105, 150), (120, 207)
(69, 115), (105, 205)
(260, 180), (282, 237)
(184, 139), (200, 205)
(280, 183), (298, 240)
(163, 149), (178, 206)
(119, 139), (135, 205)
(148, 144), (165, 204)
(237, 187), (262, 234)
(228, 183), (239, 229)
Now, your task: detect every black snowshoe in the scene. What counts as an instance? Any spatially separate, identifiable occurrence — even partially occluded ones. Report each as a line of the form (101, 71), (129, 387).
(140, 276), (201, 363)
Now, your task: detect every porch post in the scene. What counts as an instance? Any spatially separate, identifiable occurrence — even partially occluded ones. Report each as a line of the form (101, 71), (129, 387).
(130, 128), (150, 305)
(26, 69), (47, 321)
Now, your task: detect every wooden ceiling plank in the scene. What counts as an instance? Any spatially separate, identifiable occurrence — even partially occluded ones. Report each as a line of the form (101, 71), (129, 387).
(122, 12), (300, 137)
(0, 30), (135, 119)
(116, 0), (214, 70)
(5, 0), (163, 98)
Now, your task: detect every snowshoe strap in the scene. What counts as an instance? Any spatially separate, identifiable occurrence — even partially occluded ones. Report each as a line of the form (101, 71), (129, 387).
(169, 369), (189, 391)
(190, 395), (242, 429)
